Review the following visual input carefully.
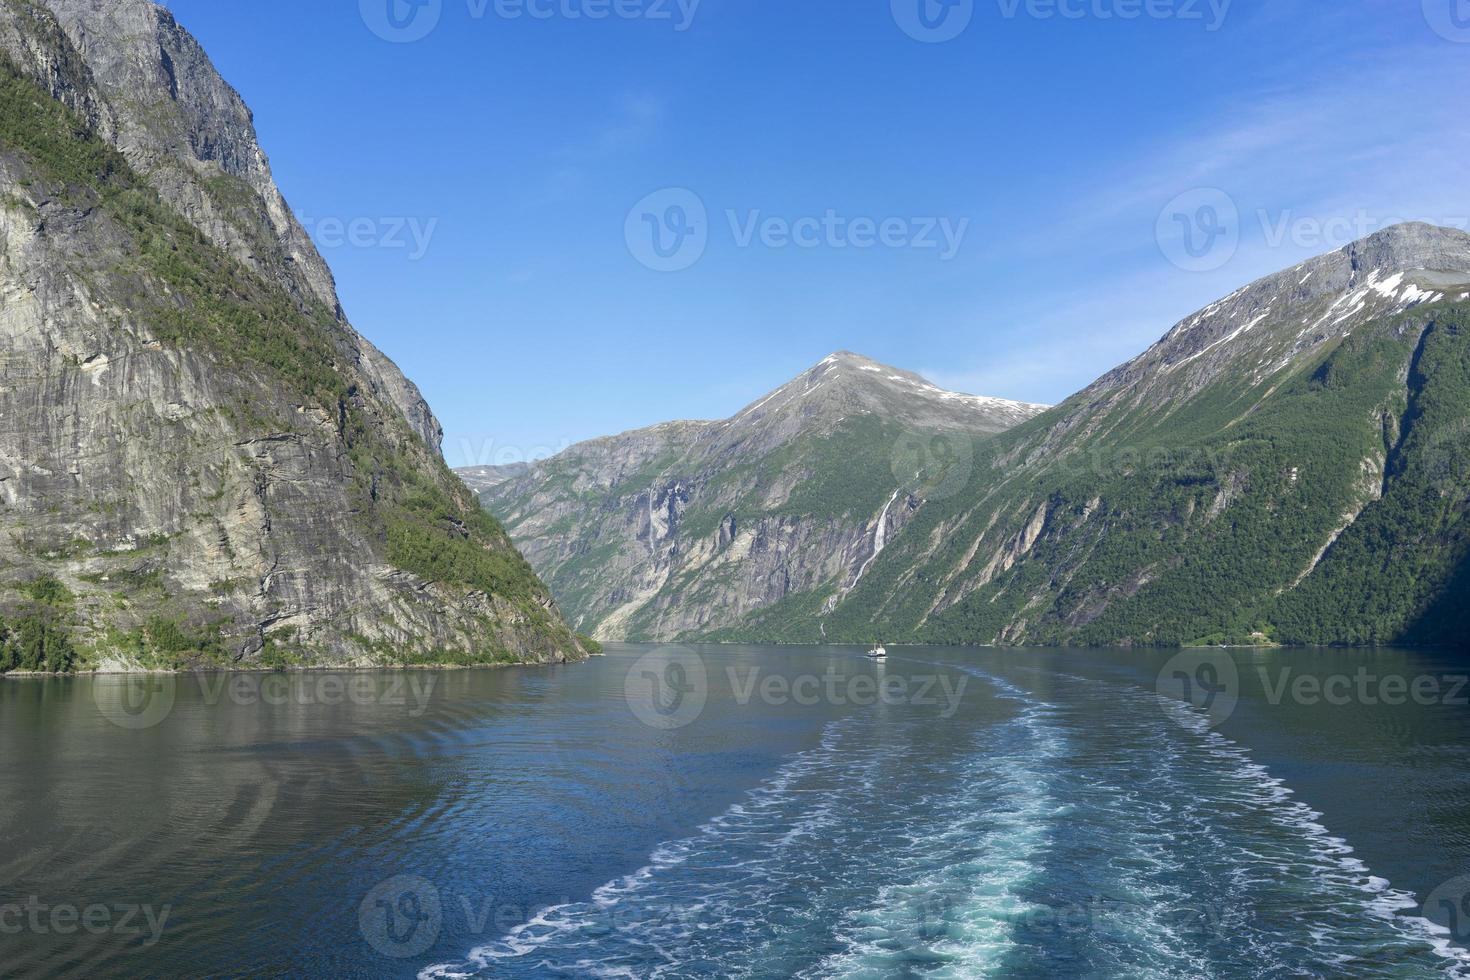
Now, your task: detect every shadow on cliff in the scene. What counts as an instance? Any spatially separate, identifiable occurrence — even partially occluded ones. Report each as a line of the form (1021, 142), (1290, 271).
(1400, 536), (1470, 647)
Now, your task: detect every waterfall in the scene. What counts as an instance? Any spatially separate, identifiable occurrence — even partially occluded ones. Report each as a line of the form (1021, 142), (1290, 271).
(849, 488), (902, 591)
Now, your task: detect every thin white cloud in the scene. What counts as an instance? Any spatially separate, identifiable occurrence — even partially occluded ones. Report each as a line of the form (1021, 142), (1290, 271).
(559, 91), (666, 160)
(936, 40), (1470, 404)
(522, 93), (667, 207)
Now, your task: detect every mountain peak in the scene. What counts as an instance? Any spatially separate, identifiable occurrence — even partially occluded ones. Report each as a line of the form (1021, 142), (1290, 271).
(1097, 222), (1470, 404)
(733, 352), (1049, 433)
(472, 352), (1048, 641)
(808, 351), (930, 386)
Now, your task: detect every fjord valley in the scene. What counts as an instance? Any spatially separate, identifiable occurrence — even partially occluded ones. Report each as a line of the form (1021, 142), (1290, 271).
(3, 1), (1470, 978)
(0, 0), (588, 673)
(476, 225), (1470, 650)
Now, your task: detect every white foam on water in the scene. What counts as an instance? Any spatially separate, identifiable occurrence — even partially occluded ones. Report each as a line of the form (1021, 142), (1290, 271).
(878, 661), (1219, 978)
(1151, 692), (1470, 976)
(423, 665), (1078, 980)
(977, 661), (1470, 977)
(420, 717), (915, 979)
(978, 668), (1214, 978)
(807, 700), (1062, 978)
(424, 657), (1470, 979)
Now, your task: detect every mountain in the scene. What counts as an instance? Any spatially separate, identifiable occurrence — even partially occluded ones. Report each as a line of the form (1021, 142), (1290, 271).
(0, 0), (587, 670)
(477, 226), (1470, 649)
(467, 352), (1049, 641)
(458, 462), (533, 494)
(809, 223), (1470, 647)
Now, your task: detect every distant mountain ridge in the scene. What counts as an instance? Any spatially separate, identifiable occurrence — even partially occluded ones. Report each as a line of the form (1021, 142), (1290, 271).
(465, 352), (1049, 641)
(474, 224), (1470, 648)
(458, 462), (533, 494)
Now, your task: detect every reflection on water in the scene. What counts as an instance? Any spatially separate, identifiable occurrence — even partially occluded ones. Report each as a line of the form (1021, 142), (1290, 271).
(2, 645), (1469, 977)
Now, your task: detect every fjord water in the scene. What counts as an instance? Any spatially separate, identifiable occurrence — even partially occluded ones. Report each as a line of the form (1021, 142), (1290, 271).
(4, 647), (1470, 978)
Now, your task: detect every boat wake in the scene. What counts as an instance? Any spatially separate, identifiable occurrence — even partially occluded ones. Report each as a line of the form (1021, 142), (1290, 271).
(423, 659), (1470, 978)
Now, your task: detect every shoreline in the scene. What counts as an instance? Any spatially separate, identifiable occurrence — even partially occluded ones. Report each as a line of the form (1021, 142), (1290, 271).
(6, 641), (1464, 679)
(677, 640), (1458, 652)
(0, 653), (605, 679)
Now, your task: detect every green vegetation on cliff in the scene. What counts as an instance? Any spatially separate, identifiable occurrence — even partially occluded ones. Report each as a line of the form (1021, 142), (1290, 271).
(0, 578), (77, 673)
(811, 303), (1470, 649)
(0, 55), (579, 669)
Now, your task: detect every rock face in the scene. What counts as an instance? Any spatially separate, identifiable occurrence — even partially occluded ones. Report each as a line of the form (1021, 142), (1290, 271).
(815, 224), (1470, 647)
(33, 0), (443, 450)
(468, 352), (1048, 642)
(0, 0), (586, 668)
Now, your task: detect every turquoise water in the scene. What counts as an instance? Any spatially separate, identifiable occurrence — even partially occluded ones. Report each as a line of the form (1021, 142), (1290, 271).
(3, 645), (1470, 977)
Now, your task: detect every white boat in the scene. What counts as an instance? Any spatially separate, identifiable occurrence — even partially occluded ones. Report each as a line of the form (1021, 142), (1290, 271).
(866, 642), (887, 660)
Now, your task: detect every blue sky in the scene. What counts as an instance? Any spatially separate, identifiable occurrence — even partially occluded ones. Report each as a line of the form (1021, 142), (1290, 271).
(162, 0), (1470, 467)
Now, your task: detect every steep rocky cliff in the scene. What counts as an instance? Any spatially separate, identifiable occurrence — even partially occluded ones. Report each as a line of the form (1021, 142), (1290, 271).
(5, 0), (442, 449)
(0, 0), (587, 669)
(468, 353), (1048, 641)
